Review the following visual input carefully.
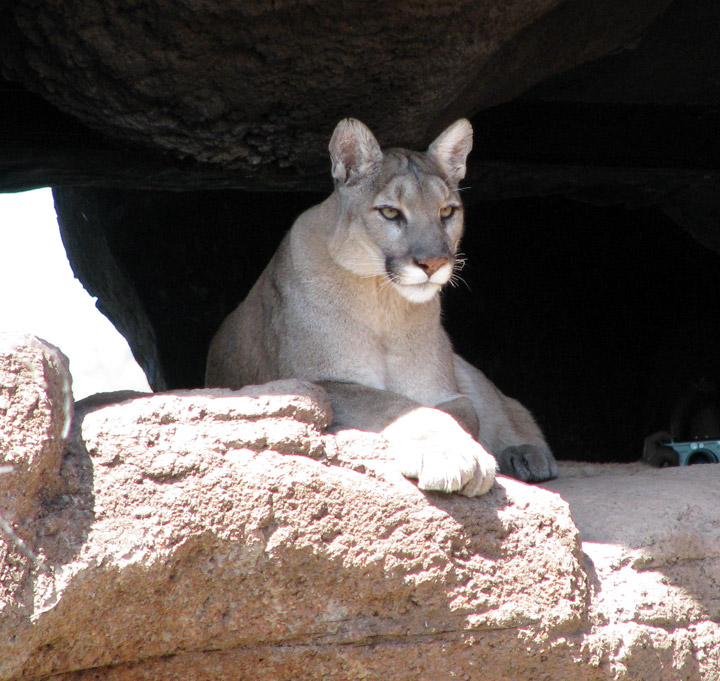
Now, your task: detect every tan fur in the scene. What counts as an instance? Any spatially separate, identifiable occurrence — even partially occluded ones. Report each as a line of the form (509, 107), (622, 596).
(207, 119), (557, 493)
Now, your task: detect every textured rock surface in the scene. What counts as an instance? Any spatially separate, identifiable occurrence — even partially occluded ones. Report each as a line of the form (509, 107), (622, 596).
(0, 333), (73, 520)
(1, 383), (589, 680)
(0, 0), (671, 185)
(1, 336), (719, 680)
(0, 334), (74, 670)
(542, 462), (720, 680)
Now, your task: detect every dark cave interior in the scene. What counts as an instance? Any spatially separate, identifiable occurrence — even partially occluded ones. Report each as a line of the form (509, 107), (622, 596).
(55, 188), (720, 464)
(445, 197), (720, 463)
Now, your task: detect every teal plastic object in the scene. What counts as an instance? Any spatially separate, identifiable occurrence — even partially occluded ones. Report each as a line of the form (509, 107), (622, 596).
(664, 440), (720, 465)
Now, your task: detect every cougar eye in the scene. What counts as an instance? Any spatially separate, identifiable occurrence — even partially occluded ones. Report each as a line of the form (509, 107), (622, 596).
(440, 205), (457, 220)
(378, 206), (402, 221)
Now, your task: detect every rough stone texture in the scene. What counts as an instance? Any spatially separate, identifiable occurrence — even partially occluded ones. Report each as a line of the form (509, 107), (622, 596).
(1, 336), (719, 680)
(542, 463), (720, 680)
(3, 0), (717, 195)
(0, 0), (671, 186)
(0, 333), (73, 520)
(1, 383), (589, 679)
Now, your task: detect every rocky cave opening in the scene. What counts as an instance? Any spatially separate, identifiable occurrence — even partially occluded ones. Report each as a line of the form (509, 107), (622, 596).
(4, 1), (720, 676)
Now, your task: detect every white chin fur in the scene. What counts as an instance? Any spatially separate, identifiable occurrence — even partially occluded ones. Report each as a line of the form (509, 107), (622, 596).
(392, 281), (442, 303)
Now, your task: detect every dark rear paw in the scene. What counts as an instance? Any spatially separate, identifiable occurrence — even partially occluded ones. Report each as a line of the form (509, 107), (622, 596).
(498, 444), (558, 483)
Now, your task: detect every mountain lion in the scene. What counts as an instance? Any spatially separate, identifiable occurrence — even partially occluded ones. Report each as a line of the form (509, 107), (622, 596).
(206, 118), (557, 495)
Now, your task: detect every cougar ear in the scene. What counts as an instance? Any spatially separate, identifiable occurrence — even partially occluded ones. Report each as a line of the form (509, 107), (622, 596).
(427, 119), (473, 183)
(329, 118), (383, 184)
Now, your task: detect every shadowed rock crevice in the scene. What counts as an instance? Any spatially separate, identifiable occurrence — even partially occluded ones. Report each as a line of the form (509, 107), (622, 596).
(53, 187), (323, 391)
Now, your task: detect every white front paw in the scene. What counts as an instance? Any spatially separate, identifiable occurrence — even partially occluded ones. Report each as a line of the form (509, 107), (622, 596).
(413, 437), (496, 496)
(385, 408), (497, 496)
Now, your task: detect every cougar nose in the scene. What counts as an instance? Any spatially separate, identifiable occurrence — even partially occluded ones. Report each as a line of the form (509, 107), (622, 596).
(415, 257), (449, 276)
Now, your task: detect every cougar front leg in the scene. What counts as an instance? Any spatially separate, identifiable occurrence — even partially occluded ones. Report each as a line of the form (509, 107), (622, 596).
(434, 395), (480, 439)
(452, 355), (558, 483)
(317, 380), (496, 496)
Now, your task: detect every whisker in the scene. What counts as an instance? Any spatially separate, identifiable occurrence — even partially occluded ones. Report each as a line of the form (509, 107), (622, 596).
(379, 273), (395, 290)
(448, 273), (465, 289)
(448, 254), (471, 291)
(452, 273), (471, 291)
(345, 252), (387, 279)
(378, 270), (398, 293)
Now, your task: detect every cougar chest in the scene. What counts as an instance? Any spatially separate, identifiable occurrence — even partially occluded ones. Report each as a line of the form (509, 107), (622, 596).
(352, 286), (453, 403)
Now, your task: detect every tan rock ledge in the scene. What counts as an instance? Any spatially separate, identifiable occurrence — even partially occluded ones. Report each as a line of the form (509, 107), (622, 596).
(541, 462), (720, 680)
(0, 335), (718, 680)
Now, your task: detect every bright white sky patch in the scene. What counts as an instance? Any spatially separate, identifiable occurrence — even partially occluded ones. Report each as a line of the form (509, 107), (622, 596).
(0, 188), (151, 400)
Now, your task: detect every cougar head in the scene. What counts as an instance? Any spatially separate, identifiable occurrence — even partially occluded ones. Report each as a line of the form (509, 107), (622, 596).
(328, 118), (473, 304)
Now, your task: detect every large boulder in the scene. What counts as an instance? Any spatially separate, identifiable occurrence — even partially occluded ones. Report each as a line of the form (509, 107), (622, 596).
(2, 336), (719, 680)
(1, 375), (588, 679)
(0, 333), (73, 520)
(0, 0), (672, 188)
